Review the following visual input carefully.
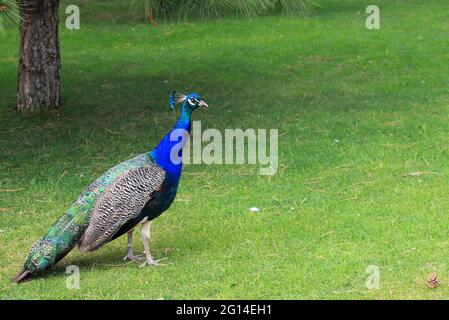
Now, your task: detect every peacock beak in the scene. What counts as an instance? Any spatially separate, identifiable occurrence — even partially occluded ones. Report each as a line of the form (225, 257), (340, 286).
(198, 100), (208, 108)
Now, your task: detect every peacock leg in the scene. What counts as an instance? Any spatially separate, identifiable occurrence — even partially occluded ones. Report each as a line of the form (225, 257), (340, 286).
(139, 220), (166, 267)
(123, 229), (143, 261)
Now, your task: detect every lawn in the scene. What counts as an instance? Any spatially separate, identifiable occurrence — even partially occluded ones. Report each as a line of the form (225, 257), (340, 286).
(1, 0), (449, 299)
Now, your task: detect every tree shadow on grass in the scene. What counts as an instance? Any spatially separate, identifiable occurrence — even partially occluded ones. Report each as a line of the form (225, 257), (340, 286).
(314, 0), (372, 17)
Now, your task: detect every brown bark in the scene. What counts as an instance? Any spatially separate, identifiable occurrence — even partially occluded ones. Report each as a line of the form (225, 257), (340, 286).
(146, 6), (158, 26)
(17, 0), (60, 111)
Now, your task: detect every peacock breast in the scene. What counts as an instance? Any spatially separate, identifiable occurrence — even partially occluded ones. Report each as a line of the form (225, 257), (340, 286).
(142, 175), (179, 221)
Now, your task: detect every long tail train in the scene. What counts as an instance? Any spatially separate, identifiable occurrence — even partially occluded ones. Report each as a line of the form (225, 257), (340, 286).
(12, 198), (92, 283)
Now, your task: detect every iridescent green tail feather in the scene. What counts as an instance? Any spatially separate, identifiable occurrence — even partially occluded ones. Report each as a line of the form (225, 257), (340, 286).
(13, 154), (153, 283)
(12, 192), (95, 283)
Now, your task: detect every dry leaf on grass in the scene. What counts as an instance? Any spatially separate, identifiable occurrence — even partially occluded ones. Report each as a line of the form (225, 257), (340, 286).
(427, 273), (439, 289)
(401, 171), (438, 177)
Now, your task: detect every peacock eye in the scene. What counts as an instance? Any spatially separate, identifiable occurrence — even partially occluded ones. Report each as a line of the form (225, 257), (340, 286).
(188, 98), (195, 105)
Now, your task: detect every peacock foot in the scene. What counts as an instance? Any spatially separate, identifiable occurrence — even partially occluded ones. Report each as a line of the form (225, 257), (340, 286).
(123, 253), (144, 262)
(139, 257), (167, 268)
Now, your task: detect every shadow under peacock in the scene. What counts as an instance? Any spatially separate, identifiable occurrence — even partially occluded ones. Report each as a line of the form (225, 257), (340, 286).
(13, 91), (208, 283)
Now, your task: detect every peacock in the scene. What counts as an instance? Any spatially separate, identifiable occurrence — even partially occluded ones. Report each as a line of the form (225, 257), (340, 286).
(12, 91), (208, 283)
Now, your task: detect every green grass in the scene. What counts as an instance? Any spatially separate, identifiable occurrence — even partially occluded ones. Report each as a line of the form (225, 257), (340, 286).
(1, 0), (449, 299)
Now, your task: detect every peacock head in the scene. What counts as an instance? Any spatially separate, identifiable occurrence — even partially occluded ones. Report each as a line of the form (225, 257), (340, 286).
(169, 91), (208, 111)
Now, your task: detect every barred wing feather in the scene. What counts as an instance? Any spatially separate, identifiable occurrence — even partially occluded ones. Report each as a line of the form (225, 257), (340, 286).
(79, 165), (165, 252)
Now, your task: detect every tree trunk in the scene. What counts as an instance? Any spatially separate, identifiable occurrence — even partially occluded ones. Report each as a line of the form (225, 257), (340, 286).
(17, 0), (60, 112)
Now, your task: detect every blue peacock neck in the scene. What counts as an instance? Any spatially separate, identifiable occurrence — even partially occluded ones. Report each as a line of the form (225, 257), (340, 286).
(150, 104), (193, 181)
